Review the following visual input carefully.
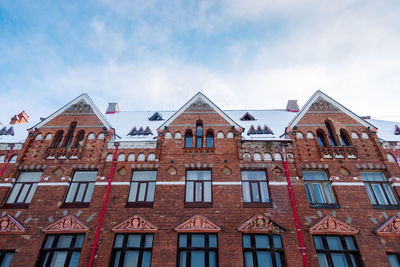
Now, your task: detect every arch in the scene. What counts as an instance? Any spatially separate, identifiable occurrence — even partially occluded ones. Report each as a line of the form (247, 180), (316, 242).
(316, 129), (328, 147)
(185, 130), (193, 148)
(274, 153), (282, 161)
(62, 121), (77, 147)
(387, 153), (396, 162)
(196, 120), (203, 148)
(105, 153), (113, 162)
(117, 153), (126, 162)
(306, 132), (314, 139)
(0, 154), (5, 163)
(137, 153), (145, 161)
(73, 130), (85, 148)
(174, 132), (182, 139)
(253, 153), (261, 161)
(206, 130), (214, 148)
(165, 132), (172, 139)
(217, 131), (224, 139)
(51, 130), (64, 148)
(296, 132), (304, 139)
(339, 129), (352, 146)
(264, 153), (272, 161)
(147, 153), (156, 161)
(35, 134), (43, 140)
(325, 120), (338, 146)
(243, 153), (251, 161)
(361, 132), (369, 139)
(87, 133), (95, 140)
(45, 133), (52, 140)
(128, 153), (135, 161)
(9, 155), (17, 163)
(227, 132), (234, 139)
(97, 133), (105, 140)
(351, 132), (359, 139)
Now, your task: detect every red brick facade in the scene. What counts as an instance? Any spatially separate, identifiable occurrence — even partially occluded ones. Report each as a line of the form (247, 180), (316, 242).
(1, 92), (400, 266)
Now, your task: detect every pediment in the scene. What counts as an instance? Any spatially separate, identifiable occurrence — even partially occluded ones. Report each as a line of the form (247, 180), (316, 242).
(0, 215), (26, 234)
(375, 216), (400, 236)
(310, 215), (358, 235)
(175, 214), (221, 233)
(42, 214), (89, 233)
(112, 215), (158, 233)
(237, 215), (285, 233)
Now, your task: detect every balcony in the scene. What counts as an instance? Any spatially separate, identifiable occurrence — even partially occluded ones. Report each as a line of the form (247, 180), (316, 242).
(46, 147), (83, 160)
(319, 146), (357, 159)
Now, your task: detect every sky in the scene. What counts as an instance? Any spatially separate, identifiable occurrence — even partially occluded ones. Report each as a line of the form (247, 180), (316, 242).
(1, 0), (400, 125)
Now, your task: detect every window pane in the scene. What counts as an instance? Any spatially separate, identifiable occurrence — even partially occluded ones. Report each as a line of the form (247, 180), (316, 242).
(75, 183), (87, 202)
(326, 237), (343, 250)
(204, 182), (211, 202)
(16, 184), (30, 203)
(331, 253), (349, 267)
(256, 251), (272, 267)
(344, 237), (356, 250)
(303, 171), (328, 181)
(209, 234), (217, 248)
(25, 183), (38, 203)
(74, 235), (84, 248)
(349, 254), (358, 267)
(312, 183), (326, 203)
(242, 171), (266, 181)
(243, 235), (251, 248)
(255, 235), (269, 248)
(244, 252), (254, 267)
(209, 251), (217, 267)
(44, 236), (55, 248)
(305, 183), (314, 203)
(73, 171), (97, 181)
(260, 182), (269, 202)
(186, 182), (193, 202)
(388, 255), (400, 267)
(273, 235), (282, 248)
(127, 235), (141, 247)
(66, 183), (78, 203)
(83, 183), (95, 203)
(144, 234), (153, 248)
(18, 172), (42, 182)
(360, 172), (385, 181)
(50, 251), (68, 267)
(383, 184), (398, 205)
(371, 184), (389, 205)
(124, 251), (139, 266)
(179, 235), (187, 247)
(314, 236), (324, 250)
(242, 182), (251, 202)
(1, 253), (14, 267)
(132, 171), (157, 181)
(138, 183), (147, 201)
(324, 183), (335, 204)
(191, 234), (205, 247)
(206, 136), (214, 148)
(191, 251), (205, 267)
(146, 182), (156, 202)
(179, 252), (187, 267)
(57, 235), (73, 248)
(365, 184), (377, 205)
(128, 182), (138, 202)
(112, 251), (121, 267)
(6, 183), (22, 203)
(142, 251), (152, 267)
(185, 136), (192, 147)
(187, 171), (211, 180)
(317, 253), (329, 267)
(275, 252), (283, 267)
(195, 182), (203, 202)
(251, 183), (260, 202)
(114, 234), (124, 248)
(68, 252), (80, 267)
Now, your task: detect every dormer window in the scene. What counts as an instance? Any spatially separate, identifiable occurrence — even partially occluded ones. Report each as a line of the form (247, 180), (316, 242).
(395, 125), (400, 135)
(196, 121), (203, 148)
(247, 125), (274, 135)
(241, 112), (255, 121)
(148, 112), (163, 121)
(128, 126), (153, 136)
(0, 126), (14, 136)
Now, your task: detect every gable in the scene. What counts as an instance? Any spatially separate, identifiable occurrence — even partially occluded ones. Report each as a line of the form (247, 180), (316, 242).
(375, 216), (400, 236)
(310, 215), (359, 235)
(158, 92), (241, 130)
(288, 91), (375, 130)
(237, 214), (285, 233)
(174, 214), (221, 233)
(0, 215), (26, 234)
(41, 214), (89, 233)
(112, 215), (158, 233)
(30, 94), (112, 130)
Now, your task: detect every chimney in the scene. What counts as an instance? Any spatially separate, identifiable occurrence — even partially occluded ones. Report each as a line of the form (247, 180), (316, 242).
(10, 111), (29, 124)
(105, 103), (120, 114)
(286, 100), (299, 112)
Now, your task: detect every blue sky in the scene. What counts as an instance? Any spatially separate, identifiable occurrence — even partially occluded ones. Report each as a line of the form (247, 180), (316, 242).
(1, 0), (400, 124)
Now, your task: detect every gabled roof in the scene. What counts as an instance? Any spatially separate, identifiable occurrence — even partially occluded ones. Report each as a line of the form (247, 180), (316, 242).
(157, 92), (242, 130)
(29, 93), (113, 130)
(288, 90), (376, 129)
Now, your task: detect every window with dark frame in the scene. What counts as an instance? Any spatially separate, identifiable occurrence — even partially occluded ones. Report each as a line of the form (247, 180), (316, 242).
(185, 170), (212, 205)
(6, 171), (42, 207)
(241, 171), (269, 204)
(0, 250), (14, 267)
(185, 131), (193, 148)
(388, 253), (400, 267)
(64, 171), (97, 206)
(196, 121), (203, 148)
(127, 171), (157, 206)
(37, 234), (84, 267)
(110, 233), (153, 267)
(313, 235), (362, 267)
(242, 234), (286, 267)
(206, 131), (214, 148)
(177, 233), (218, 267)
(303, 171), (336, 207)
(325, 120), (338, 146)
(360, 172), (398, 207)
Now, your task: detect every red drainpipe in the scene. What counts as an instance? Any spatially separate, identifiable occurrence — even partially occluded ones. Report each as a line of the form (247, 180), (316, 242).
(88, 143), (119, 267)
(0, 145), (14, 179)
(281, 145), (309, 267)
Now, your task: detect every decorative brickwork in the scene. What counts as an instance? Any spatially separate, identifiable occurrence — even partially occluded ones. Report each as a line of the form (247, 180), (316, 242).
(175, 214), (221, 233)
(112, 215), (158, 233)
(0, 215), (25, 234)
(310, 215), (359, 235)
(375, 216), (400, 236)
(41, 214), (89, 233)
(237, 214), (284, 233)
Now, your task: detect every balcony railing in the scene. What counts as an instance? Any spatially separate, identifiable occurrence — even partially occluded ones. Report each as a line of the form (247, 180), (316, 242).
(46, 147), (83, 160)
(319, 146), (357, 159)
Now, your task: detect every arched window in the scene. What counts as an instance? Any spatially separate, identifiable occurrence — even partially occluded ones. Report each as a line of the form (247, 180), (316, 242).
(206, 130), (214, 148)
(196, 121), (203, 148)
(52, 130), (64, 148)
(185, 130), (193, 148)
(74, 130), (85, 148)
(325, 120), (338, 146)
(316, 129), (328, 147)
(62, 121), (77, 147)
(339, 129), (351, 146)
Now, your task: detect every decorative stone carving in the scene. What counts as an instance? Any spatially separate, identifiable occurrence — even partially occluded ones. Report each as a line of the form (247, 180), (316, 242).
(310, 215), (358, 235)
(375, 216), (400, 236)
(0, 215), (26, 234)
(309, 97), (339, 111)
(221, 166), (232, 176)
(42, 215), (89, 233)
(112, 215), (158, 233)
(237, 215), (284, 233)
(185, 99), (213, 111)
(175, 214), (221, 233)
(167, 166), (177, 176)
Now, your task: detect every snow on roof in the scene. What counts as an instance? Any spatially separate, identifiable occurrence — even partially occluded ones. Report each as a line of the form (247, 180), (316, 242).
(366, 119), (400, 142)
(0, 121), (36, 144)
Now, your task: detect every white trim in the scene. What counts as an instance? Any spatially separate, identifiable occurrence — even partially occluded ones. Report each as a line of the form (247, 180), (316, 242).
(213, 182), (241, 185)
(38, 182), (69, 186)
(331, 182), (364, 186)
(30, 94), (113, 130)
(156, 181), (185, 185)
(0, 183), (13, 187)
(288, 90), (376, 129)
(269, 181), (288, 186)
(392, 183), (400, 187)
(95, 182), (130, 186)
(158, 92), (242, 130)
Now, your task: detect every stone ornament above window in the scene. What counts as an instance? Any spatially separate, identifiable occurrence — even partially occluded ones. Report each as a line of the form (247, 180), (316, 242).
(174, 214), (221, 233)
(112, 215), (158, 233)
(309, 215), (359, 235)
(41, 214), (89, 234)
(0, 215), (26, 234)
(375, 216), (400, 236)
(237, 214), (284, 234)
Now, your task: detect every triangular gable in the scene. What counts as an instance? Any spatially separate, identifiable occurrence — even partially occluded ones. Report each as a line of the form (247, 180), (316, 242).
(174, 214), (221, 233)
(41, 214), (89, 233)
(310, 215), (359, 235)
(237, 214), (285, 233)
(29, 93), (113, 130)
(375, 216), (400, 236)
(288, 90), (376, 130)
(0, 215), (26, 234)
(158, 92), (242, 130)
(112, 215), (158, 233)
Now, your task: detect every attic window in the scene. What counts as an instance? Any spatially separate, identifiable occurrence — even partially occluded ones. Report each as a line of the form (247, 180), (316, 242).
(395, 125), (400, 135)
(128, 126), (153, 136)
(0, 126), (14, 136)
(240, 112), (255, 121)
(149, 112), (163, 121)
(247, 125), (274, 135)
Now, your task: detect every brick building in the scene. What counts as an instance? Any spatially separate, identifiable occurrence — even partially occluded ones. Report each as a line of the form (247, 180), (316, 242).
(0, 91), (400, 267)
